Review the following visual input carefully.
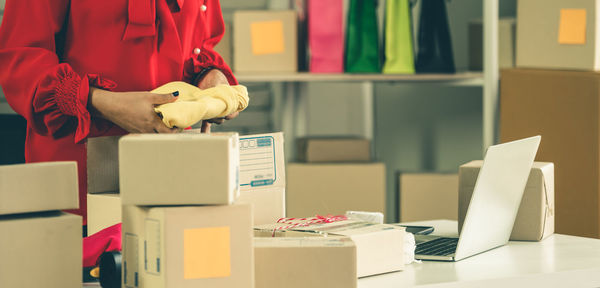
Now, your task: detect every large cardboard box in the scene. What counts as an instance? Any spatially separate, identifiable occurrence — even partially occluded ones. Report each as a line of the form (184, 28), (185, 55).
(122, 204), (254, 288)
(296, 138), (371, 163)
(254, 236), (357, 288)
(0, 212), (82, 288)
(517, 0), (600, 70)
(87, 135), (120, 194)
(469, 18), (515, 71)
(286, 163), (386, 220)
(501, 68), (600, 238)
(215, 21), (232, 67)
(233, 10), (298, 72)
(119, 133), (239, 206)
(0, 162), (78, 215)
(87, 192), (122, 236)
(237, 133), (286, 225)
(458, 161), (555, 241)
(398, 173), (458, 222)
(261, 220), (405, 277)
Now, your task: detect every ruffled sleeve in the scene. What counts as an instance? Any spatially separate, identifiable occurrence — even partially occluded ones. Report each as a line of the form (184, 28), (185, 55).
(32, 65), (117, 143)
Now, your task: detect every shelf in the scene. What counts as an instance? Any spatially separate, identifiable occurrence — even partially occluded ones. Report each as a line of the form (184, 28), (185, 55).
(235, 71), (484, 86)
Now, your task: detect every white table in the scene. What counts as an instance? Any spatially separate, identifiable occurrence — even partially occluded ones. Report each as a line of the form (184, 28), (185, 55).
(358, 220), (600, 288)
(83, 220), (600, 288)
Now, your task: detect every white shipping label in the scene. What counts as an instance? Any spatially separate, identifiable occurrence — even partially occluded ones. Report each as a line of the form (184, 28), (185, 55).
(239, 135), (278, 187)
(145, 219), (161, 275)
(124, 233), (139, 288)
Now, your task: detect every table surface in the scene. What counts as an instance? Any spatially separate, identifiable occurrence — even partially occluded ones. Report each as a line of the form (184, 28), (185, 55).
(82, 220), (600, 288)
(358, 220), (600, 288)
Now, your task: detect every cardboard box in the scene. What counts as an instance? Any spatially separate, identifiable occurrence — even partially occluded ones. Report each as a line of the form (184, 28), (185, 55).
(215, 21), (232, 67)
(87, 192), (122, 236)
(119, 133), (239, 206)
(122, 204), (254, 288)
(0, 162), (78, 215)
(237, 189), (284, 225)
(282, 220), (405, 277)
(500, 68), (600, 238)
(517, 0), (600, 70)
(0, 212), (82, 288)
(286, 163), (386, 220)
(237, 133), (286, 225)
(233, 10), (298, 72)
(458, 161), (555, 241)
(469, 18), (515, 71)
(254, 236), (357, 288)
(87, 135), (120, 194)
(296, 138), (371, 163)
(398, 173), (458, 222)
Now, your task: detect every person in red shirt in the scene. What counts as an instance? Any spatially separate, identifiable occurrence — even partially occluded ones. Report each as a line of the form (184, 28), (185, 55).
(0, 0), (237, 229)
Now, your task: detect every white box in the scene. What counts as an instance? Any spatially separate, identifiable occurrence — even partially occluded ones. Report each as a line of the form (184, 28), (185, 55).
(237, 133), (286, 225)
(119, 133), (239, 205)
(87, 192), (122, 235)
(262, 220), (405, 277)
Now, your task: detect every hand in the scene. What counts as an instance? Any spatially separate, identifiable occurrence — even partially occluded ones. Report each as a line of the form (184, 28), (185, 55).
(89, 87), (179, 133)
(197, 69), (239, 129)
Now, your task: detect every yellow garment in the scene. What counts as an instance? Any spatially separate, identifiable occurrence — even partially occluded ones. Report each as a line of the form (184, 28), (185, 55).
(152, 81), (249, 128)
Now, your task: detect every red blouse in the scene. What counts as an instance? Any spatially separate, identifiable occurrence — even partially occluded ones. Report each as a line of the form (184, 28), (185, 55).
(0, 0), (236, 224)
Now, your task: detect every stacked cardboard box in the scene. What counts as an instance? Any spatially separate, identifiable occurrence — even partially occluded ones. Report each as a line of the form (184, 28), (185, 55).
(398, 173), (458, 222)
(502, 0), (600, 238)
(287, 138), (386, 220)
(87, 132), (287, 233)
(119, 133), (255, 288)
(0, 162), (82, 288)
(87, 136), (123, 235)
(236, 133), (287, 225)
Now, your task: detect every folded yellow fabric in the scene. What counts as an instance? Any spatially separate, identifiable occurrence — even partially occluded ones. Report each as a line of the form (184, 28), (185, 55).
(152, 81), (249, 128)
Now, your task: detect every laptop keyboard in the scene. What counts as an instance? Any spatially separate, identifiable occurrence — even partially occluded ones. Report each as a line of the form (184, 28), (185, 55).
(415, 237), (458, 256)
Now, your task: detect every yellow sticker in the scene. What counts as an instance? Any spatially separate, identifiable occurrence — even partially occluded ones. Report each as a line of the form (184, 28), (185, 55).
(183, 226), (231, 279)
(558, 9), (587, 45)
(250, 20), (285, 55)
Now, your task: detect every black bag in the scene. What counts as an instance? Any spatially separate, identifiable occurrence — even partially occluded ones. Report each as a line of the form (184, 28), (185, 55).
(415, 0), (455, 73)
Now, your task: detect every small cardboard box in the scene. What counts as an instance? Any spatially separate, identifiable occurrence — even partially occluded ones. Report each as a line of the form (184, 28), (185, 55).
(517, 0), (600, 70)
(0, 212), (82, 288)
(87, 192), (121, 235)
(237, 133), (286, 225)
(0, 162), (78, 215)
(233, 10), (298, 72)
(119, 133), (239, 205)
(458, 161), (555, 241)
(87, 135), (121, 194)
(468, 18), (515, 71)
(288, 221), (405, 277)
(286, 163), (386, 221)
(122, 204), (254, 288)
(254, 236), (357, 288)
(398, 173), (458, 222)
(296, 138), (371, 163)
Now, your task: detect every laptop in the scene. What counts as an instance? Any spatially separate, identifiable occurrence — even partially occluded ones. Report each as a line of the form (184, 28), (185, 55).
(414, 136), (541, 261)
